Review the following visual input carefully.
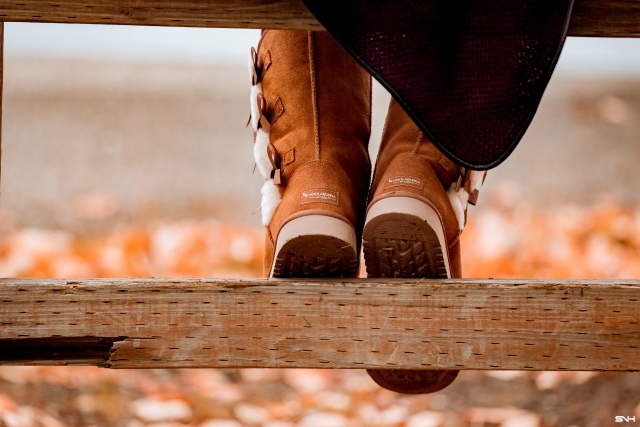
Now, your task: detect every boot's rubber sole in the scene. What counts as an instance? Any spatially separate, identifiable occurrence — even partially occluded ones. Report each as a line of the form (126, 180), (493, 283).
(270, 215), (358, 278)
(363, 196), (458, 394)
(366, 368), (459, 394)
(363, 196), (450, 278)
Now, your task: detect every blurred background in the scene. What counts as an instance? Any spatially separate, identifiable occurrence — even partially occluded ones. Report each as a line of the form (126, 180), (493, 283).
(0, 23), (639, 426)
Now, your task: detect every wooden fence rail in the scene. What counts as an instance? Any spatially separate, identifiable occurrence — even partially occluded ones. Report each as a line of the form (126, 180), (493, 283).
(0, 0), (638, 37)
(0, 3), (639, 371)
(1, 278), (638, 370)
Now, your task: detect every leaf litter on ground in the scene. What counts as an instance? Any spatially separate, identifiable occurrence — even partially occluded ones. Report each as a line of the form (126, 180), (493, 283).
(1, 184), (639, 426)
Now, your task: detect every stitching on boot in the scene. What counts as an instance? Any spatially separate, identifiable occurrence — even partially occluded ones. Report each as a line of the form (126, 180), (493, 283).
(263, 50), (272, 73)
(266, 226), (276, 246)
(283, 148), (295, 166)
(438, 155), (456, 173)
(412, 131), (423, 154)
(308, 31), (320, 161)
(448, 231), (462, 249)
(274, 97), (285, 120)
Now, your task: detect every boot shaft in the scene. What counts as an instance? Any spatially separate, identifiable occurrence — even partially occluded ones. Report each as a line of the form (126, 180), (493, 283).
(367, 98), (486, 278)
(253, 31), (371, 192)
(371, 98), (462, 198)
(249, 30), (373, 277)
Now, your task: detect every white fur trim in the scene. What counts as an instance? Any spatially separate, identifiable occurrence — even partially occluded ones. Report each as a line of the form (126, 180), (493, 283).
(446, 170), (486, 230)
(468, 170), (485, 194)
(249, 82), (263, 132)
(249, 49), (281, 227)
(254, 129), (272, 180)
(261, 180), (282, 226)
(447, 183), (469, 231)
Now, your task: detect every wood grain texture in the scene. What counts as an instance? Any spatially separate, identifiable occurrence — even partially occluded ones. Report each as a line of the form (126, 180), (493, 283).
(568, 0), (640, 37)
(1, 278), (638, 370)
(0, 0), (638, 36)
(0, 0), (323, 30)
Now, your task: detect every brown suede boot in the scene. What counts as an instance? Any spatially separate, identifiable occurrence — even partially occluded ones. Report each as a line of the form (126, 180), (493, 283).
(364, 98), (486, 394)
(249, 30), (371, 278)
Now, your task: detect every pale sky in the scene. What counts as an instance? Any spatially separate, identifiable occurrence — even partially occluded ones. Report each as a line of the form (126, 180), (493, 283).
(4, 22), (640, 75)
(4, 23), (261, 64)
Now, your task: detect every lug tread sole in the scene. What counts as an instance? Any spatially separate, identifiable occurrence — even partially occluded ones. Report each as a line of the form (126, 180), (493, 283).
(363, 206), (458, 395)
(363, 212), (447, 279)
(272, 234), (358, 278)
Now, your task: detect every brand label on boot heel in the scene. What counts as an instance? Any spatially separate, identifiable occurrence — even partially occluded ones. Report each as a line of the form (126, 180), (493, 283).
(301, 189), (339, 206)
(386, 176), (423, 189)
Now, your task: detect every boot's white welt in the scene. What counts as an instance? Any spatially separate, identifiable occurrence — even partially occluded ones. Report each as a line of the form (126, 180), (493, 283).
(270, 215), (358, 278)
(363, 197), (451, 278)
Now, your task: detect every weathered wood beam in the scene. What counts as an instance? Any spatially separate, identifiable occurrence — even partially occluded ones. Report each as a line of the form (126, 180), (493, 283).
(569, 0), (640, 37)
(1, 278), (638, 370)
(0, 0), (323, 31)
(0, 0), (638, 37)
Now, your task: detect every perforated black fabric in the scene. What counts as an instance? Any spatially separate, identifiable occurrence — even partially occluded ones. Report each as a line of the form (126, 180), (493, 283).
(301, 0), (574, 170)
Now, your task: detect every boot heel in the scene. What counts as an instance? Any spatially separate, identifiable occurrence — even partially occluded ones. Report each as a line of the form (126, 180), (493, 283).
(363, 197), (451, 278)
(363, 196), (459, 395)
(270, 215), (358, 278)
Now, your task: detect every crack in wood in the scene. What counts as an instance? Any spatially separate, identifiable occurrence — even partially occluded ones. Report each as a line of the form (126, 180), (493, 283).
(0, 336), (127, 365)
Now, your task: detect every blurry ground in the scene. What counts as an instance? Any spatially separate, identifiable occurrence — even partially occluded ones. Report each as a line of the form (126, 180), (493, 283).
(2, 58), (259, 231)
(0, 56), (640, 426)
(0, 367), (639, 427)
(3, 57), (640, 231)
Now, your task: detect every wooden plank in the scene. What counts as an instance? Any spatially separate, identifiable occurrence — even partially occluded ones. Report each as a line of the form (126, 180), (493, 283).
(1, 278), (638, 370)
(0, 0), (323, 30)
(569, 0), (640, 37)
(0, 0), (638, 37)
